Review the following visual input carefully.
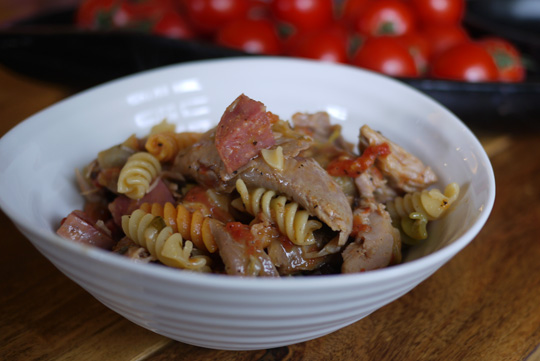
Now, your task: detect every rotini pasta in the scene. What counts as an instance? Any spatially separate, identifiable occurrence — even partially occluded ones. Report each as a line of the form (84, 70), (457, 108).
(117, 152), (161, 200)
(233, 179), (322, 246)
(145, 131), (201, 163)
(149, 119), (176, 134)
(121, 209), (210, 272)
(139, 202), (219, 253)
(386, 182), (460, 243)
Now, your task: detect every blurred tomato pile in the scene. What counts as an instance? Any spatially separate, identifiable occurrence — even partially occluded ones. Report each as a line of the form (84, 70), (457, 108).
(76, 0), (526, 82)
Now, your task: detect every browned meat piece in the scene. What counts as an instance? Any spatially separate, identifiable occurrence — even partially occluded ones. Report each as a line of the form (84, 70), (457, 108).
(355, 167), (398, 204)
(239, 157), (352, 245)
(57, 210), (115, 250)
(215, 94), (276, 174)
(341, 203), (400, 273)
(174, 137), (353, 246)
(292, 112), (353, 151)
(173, 127), (313, 188)
(291, 112), (355, 168)
(173, 129), (225, 187)
(360, 125), (437, 193)
(112, 237), (153, 262)
(207, 219), (279, 277)
(266, 239), (327, 275)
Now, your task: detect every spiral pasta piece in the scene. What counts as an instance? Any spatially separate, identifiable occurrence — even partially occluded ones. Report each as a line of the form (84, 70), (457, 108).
(117, 152), (161, 200)
(386, 182), (460, 242)
(145, 131), (201, 163)
(139, 202), (218, 253)
(234, 179), (322, 246)
(121, 209), (210, 272)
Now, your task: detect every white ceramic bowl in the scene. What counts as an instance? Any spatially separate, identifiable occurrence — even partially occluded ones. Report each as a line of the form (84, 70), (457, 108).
(0, 57), (495, 350)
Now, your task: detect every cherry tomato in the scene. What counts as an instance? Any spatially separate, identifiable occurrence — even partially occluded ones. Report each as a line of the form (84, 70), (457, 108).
(397, 32), (432, 75)
(287, 24), (350, 63)
(152, 11), (195, 39)
(479, 37), (525, 82)
(76, 0), (119, 29)
(354, 0), (416, 36)
(410, 0), (465, 26)
(422, 24), (469, 59)
(431, 42), (499, 82)
(246, 0), (272, 19)
(183, 0), (250, 36)
(270, 0), (334, 33)
(215, 18), (281, 55)
(351, 36), (419, 77)
(340, 0), (372, 25)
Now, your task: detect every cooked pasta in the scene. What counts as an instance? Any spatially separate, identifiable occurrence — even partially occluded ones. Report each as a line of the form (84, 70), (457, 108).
(139, 202), (219, 253)
(121, 209), (210, 272)
(117, 152), (161, 200)
(261, 146), (284, 171)
(145, 131), (201, 163)
(149, 119), (176, 135)
(386, 182), (460, 243)
(145, 132), (180, 163)
(233, 179), (322, 246)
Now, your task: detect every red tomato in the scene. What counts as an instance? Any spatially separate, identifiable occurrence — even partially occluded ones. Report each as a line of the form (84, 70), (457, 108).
(479, 37), (525, 82)
(270, 0), (334, 33)
(247, 0), (272, 19)
(152, 12), (195, 39)
(76, 0), (119, 29)
(422, 24), (469, 59)
(410, 0), (465, 25)
(431, 42), (499, 82)
(351, 36), (419, 77)
(287, 24), (350, 63)
(397, 32), (432, 75)
(355, 0), (416, 36)
(215, 18), (281, 55)
(183, 0), (250, 36)
(340, 0), (372, 24)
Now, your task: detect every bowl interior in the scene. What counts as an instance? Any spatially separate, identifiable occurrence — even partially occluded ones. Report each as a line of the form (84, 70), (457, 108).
(0, 57), (495, 269)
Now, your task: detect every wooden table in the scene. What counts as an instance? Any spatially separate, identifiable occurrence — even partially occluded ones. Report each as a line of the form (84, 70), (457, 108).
(2, 7), (540, 361)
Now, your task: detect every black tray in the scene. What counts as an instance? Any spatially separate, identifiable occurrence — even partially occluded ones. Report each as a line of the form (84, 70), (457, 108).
(1, 4), (539, 130)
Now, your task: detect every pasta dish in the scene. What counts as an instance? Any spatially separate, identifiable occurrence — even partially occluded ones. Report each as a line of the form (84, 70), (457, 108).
(57, 94), (459, 276)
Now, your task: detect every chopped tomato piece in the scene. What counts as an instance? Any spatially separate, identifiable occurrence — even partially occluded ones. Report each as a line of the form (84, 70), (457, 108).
(327, 143), (391, 177)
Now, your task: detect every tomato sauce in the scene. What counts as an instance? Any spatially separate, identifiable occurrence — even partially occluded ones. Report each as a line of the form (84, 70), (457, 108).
(326, 143), (390, 177)
(225, 222), (261, 255)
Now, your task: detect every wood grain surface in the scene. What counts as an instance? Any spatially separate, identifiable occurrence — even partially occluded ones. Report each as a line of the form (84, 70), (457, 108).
(2, 4), (540, 361)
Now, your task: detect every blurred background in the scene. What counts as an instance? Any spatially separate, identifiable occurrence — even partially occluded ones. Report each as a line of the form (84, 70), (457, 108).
(1, 0), (539, 128)
(0, 0), (78, 22)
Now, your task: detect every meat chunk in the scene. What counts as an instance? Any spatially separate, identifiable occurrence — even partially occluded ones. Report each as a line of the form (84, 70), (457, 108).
(360, 125), (437, 193)
(341, 203), (400, 273)
(208, 219), (279, 277)
(173, 129), (225, 187)
(57, 210), (115, 250)
(174, 127), (312, 188)
(355, 167), (398, 204)
(292, 112), (352, 151)
(215, 94), (276, 174)
(239, 156), (352, 245)
(174, 137), (353, 245)
(108, 178), (175, 226)
(266, 239), (328, 275)
(291, 112), (355, 168)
